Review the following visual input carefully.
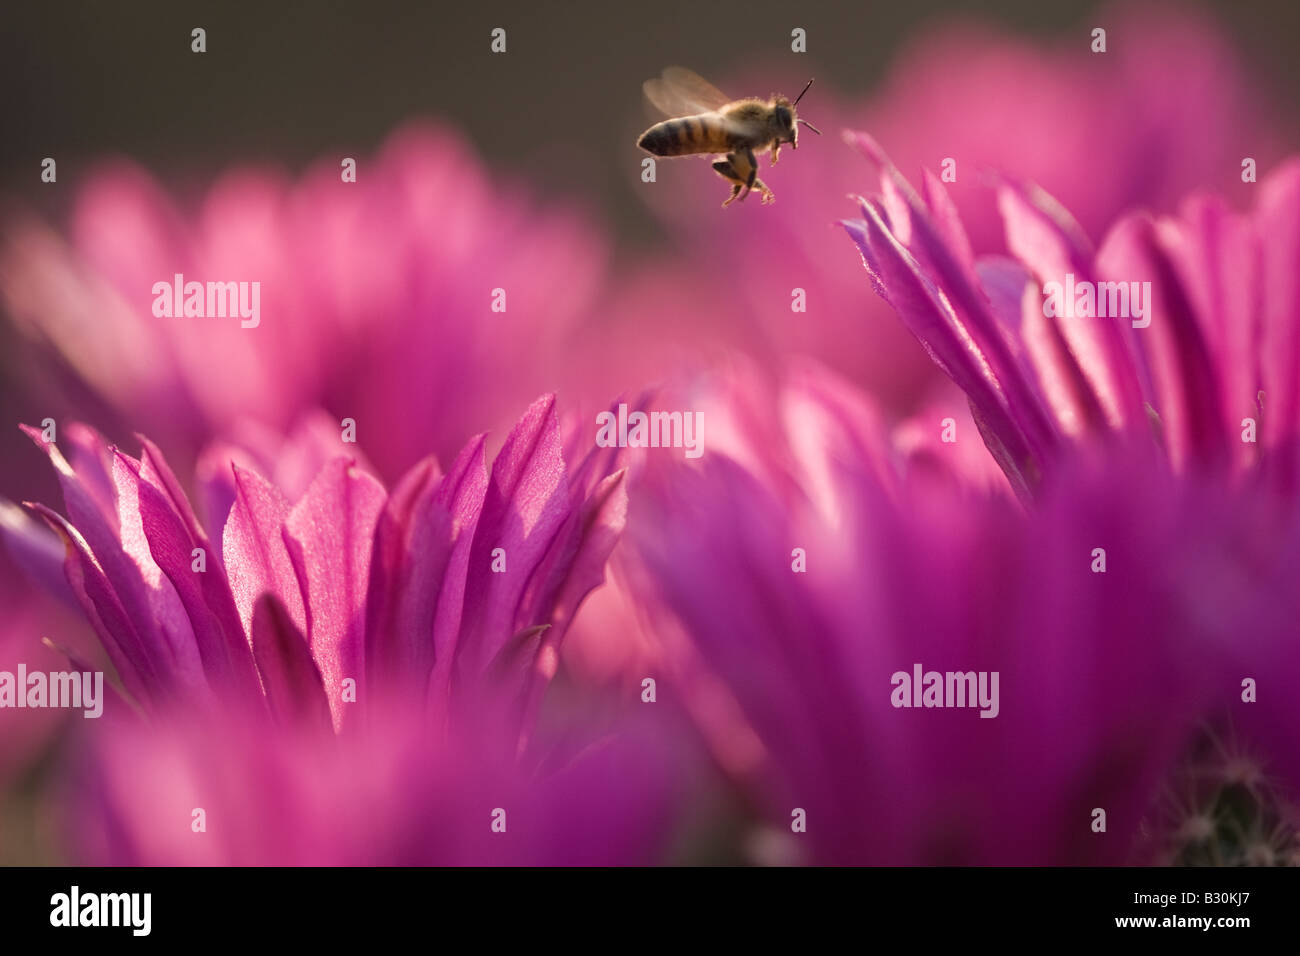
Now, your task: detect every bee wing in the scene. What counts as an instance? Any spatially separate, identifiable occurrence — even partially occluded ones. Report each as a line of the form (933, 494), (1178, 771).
(642, 66), (732, 117)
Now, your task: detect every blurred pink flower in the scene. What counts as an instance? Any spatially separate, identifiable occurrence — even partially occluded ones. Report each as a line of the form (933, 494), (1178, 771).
(0, 123), (606, 481)
(629, 363), (1298, 864)
(68, 700), (675, 866)
(0, 569), (81, 786)
(858, 1), (1286, 250)
(0, 509), (102, 845)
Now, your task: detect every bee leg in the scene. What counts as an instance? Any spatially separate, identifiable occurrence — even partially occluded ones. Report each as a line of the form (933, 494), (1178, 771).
(771, 142), (781, 165)
(712, 156), (748, 207)
(720, 149), (760, 202)
(712, 155), (774, 206)
(742, 147), (759, 194)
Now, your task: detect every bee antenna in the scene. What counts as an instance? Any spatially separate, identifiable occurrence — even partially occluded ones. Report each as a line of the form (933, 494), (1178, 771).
(793, 77), (815, 107)
(798, 118), (822, 135)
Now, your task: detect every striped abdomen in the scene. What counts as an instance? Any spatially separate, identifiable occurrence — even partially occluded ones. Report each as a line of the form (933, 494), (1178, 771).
(638, 114), (732, 156)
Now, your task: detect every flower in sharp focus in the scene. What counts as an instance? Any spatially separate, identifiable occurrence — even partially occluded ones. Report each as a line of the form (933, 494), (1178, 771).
(8, 395), (627, 753)
(842, 134), (1300, 500)
(3, 396), (667, 864)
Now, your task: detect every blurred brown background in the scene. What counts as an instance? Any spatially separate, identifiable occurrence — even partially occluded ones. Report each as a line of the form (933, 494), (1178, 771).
(2, 0), (1297, 252)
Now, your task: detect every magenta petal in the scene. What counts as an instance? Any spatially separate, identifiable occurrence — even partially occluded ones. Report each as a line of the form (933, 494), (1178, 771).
(920, 167), (976, 272)
(999, 180), (1146, 432)
(384, 488), (451, 682)
(195, 439), (260, 542)
(848, 132), (1060, 469)
(513, 467), (629, 740)
(61, 422), (120, 532)
(0, 499), (76, 605)
(137, 434), (215, 556)
(457, 396), (571, 685)
(427, 434), (489, 708)
(972, 257), (1031, 337)
(23, 424), (201, 694)
(842, 213), (1038, 499)
(282, 458), (386, 731)
(110, 452), (209, 693)
(1168, 196), (1261, 474)
(565, 392), (648, 491)
(251, 593), (332, 731)
(24, 502), (159, 706)
(1258, 161), (1300, 488)
(1018, 279), (1108, 437)
(21, 424), (131, 581)
(223, 463), (307, 637)
(996, 178), (1094, 276)
(364, 456), (451, 692)
(781, 361), (899, 499)
(124, 449), (262, 701)
(1097, 214), (1228, 471)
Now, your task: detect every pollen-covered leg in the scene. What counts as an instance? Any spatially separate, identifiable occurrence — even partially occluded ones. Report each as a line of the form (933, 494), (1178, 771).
(740, 148), (759, 193)
(735, 151), (774, 203)
(713, 153), (775, 207)
(722, 149), (763, 202)
(713, 157), (747, 207)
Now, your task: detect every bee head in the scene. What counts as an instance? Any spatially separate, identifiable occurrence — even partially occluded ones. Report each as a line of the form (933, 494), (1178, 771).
(772, 98), (797, 145)
(786, 78), (821, 149)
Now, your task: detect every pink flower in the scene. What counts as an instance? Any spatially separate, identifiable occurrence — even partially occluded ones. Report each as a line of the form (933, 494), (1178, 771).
(68, 700), (675, 866)
(629, 364), (1298, 864)
(5, 397), (665, 863)
(11, 396), (626, 754)
(842, 134), (1300, 498)
(0, 124), (606, 480)
(0, 568), (83, 787)
(809, 130), (1300, 861)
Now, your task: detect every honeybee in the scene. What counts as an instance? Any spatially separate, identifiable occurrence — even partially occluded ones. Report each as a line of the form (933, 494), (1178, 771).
(637, 67), (821, 207)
